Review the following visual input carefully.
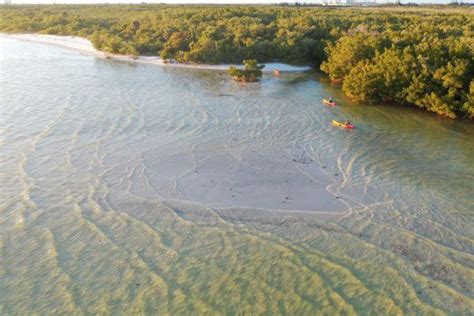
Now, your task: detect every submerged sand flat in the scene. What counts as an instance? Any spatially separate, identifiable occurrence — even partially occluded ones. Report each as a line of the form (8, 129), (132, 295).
(1, 38), (473, 314)
(0, 33), (312, 73)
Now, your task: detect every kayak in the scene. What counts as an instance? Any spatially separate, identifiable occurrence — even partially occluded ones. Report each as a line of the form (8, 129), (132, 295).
(323, 99), (336, 106)
(332, 120), (355, 129)
(333, 120), (355, 129)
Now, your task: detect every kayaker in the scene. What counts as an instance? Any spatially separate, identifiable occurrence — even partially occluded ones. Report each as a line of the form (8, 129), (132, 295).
(329, 96), (334, 103)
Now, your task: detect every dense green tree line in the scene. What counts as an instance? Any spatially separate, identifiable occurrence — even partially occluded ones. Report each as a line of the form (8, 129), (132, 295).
(0, 5), (472, 118)
(320, 16), (473, 118)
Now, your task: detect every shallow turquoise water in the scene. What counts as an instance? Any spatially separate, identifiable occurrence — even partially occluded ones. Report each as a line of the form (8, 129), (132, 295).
(0, 38), (473, 315)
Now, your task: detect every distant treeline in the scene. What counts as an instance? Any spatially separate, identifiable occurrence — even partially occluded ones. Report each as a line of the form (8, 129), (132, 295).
(0, 5), (472, 118)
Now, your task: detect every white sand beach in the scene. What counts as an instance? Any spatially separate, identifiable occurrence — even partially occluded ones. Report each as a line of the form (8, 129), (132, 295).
(0, 33), (312, 73)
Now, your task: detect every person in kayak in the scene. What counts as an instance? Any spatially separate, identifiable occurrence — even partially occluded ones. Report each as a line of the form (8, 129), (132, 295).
(329, 96), (334, 103)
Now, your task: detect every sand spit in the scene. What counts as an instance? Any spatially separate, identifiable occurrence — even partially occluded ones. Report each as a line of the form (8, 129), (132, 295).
(0, 33), (312, 73)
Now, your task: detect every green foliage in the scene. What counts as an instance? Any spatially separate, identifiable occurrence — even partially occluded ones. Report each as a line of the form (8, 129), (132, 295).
(321, 33), (389, 81)
(160, 31), (192, 61)
(322, 14), (473, 119)
(464, 81), (474, 118)
(90, 30), (138, 55)
(0, 4), (348, 64)
(343, 61), (385, 104)
(0, 5), (472, 118)
(228, 59), (264, 82)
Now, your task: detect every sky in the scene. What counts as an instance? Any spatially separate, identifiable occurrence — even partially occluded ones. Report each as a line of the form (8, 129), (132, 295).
(6, 0), (471, 4)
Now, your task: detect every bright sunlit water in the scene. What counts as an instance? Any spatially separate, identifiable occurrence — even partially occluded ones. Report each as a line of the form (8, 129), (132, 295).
(1, 38), (473, 314)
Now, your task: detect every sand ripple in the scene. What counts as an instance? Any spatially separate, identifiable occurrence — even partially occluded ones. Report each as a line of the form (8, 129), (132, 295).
(0, 38), (473, 314)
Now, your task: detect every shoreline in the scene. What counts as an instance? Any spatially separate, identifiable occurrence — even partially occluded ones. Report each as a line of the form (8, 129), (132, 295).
(0, 33), (312, 73)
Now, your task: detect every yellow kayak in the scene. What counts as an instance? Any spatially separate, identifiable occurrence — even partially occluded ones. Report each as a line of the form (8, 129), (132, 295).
(323, 98), (336, 106)
(332, 120), (355, 129)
